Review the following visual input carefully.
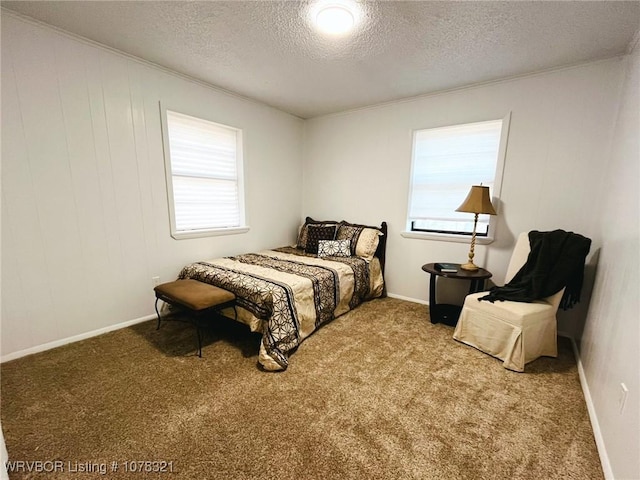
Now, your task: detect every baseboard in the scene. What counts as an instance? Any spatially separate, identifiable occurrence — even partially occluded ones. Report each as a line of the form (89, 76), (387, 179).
(0, 314), (156, 363)
(566, 336), (613, 480)
(386, 292), (429, 306)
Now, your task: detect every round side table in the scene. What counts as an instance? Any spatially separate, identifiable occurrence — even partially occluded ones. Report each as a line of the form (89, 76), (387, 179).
(421, 263), (492, 326)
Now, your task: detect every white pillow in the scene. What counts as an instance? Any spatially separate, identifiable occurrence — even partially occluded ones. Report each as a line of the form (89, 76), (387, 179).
(317, 239), (351, 258)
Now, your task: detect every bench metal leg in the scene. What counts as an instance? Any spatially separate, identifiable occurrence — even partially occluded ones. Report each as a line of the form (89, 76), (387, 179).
(155, 298), (162, 330)
(154, 297), (236, 358)
(195, 321), (203, 358)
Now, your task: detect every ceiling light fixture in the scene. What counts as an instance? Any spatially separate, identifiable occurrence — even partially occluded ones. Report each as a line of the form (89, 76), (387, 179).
(316, 5), (354, 35)
(311, 1), (359, 36)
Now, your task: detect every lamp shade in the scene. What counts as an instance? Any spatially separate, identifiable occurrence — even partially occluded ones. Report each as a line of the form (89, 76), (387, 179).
(455, 185), (497, 215)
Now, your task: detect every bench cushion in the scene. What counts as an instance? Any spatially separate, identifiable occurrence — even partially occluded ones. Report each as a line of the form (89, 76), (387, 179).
(154, 279), (235, 311)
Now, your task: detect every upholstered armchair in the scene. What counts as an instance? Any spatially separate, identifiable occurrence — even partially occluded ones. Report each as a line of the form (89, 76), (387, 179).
(453, 232), (565, 372)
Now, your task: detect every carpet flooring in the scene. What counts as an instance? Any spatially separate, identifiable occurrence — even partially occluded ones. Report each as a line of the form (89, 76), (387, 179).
(1, 298), (602, 479)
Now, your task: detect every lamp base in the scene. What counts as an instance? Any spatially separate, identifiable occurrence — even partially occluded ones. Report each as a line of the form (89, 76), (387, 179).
(460, 261), (479, 271)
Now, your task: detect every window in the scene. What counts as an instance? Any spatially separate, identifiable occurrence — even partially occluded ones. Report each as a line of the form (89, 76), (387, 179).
(406, 114), (510, 241)
(161, 107), (247, 239)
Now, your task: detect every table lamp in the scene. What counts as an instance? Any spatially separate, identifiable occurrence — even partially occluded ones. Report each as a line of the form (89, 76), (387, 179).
(455, 185), (497, 271)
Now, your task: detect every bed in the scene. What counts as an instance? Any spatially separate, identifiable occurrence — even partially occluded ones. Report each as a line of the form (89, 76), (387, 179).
(177, 217), (388, 371)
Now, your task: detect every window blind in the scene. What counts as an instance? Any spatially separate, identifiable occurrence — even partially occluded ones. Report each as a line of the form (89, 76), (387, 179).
(408, 119), (503, 235)
(166, 110), (241, 232)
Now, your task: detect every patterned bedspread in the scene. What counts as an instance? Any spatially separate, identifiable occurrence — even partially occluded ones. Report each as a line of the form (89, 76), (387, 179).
(177, 247), (384, 371)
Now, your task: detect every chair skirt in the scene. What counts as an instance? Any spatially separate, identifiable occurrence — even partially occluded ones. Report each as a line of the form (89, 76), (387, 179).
(453, 292), (558, 372)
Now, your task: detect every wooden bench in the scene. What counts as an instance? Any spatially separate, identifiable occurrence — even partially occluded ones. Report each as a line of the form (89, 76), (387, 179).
(154, 279), (236, 357)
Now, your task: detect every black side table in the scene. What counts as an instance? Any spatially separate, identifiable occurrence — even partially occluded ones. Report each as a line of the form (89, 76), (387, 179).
(421, 263), (492, 326)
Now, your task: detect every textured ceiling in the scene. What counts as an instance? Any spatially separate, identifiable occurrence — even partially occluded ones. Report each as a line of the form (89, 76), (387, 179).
(2, 1), (639, 118)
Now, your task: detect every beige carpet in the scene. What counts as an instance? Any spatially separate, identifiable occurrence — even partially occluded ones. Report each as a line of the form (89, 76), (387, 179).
(1, 298), (602, 479)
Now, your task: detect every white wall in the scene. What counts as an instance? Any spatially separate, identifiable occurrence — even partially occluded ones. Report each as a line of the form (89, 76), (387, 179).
(0, 425), (7, 480)
(0, 14), (304, 358)
(302, 58), (625, 336)
(579, 39), (640, 480)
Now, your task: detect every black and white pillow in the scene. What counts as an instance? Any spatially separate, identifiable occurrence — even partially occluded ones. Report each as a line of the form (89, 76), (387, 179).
(304, 225), (337, 255)
(317, 239), (351, 258)
(296, 218), (338, 250)
(335, 223), (365, 255)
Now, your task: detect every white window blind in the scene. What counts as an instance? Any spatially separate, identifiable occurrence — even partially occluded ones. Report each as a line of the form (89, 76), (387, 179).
(408, 119), (505, 236)
(164, 110), (244, 235)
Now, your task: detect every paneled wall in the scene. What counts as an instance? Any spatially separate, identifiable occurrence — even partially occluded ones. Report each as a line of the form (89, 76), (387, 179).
(580, 42), (640, 480)
(1, 14), (304, 357)
(302, 58), (625, 336)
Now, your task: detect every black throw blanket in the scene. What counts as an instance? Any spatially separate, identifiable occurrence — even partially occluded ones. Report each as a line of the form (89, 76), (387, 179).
(479, 230), (591, 309)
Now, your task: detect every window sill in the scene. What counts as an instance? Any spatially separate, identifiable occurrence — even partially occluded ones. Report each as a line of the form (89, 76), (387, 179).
(171, 226), (250, 240)
(400, 230), (495, 245)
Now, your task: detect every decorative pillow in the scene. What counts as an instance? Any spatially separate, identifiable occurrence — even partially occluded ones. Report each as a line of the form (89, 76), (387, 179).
(336, 221), (382, 262)
(355, 228), (382, 262)
(296, 217), (338, 250)
(317, 239), (351, 258)
(304, 225), (337, 255)
(335, 223), (362, 254)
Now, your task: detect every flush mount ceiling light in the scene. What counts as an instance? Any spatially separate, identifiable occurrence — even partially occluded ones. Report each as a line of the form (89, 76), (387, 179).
(316, 5), (354, 35)
(310, 1), (360, 36)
